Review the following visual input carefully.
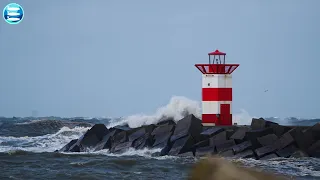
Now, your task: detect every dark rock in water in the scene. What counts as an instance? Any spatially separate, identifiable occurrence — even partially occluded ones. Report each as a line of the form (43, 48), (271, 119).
(245, 128), (274, 148)
(232, 141), (252, 154)
(94, 130), (119, 151)
(288, 127), (315, 151)
(214, 139), (236, 153)
(273, 130), (295, 150)
(195, 146), (215, 157)
(152, 124), (175, 150)
(209, 131), (227, 146)
(153, 133), (172, 148)
(290, 150), (309, 158)
(268, 124), (290, 137)
(193, 139), (210, 149)
(230, 127), (250, 143)
(307, 140), (320, 158)
(255, 145), (277, 158)
(151, 124), (175, 136)
(257, 134), (278, 147)
(132, 133), (154, 149)
(251, 118), (278, 130)
(159, 144), (172, 156)
(168, 135), (195, 155)
(226, 129), (236, 139)
(219, 149), (234, 157)
(69, 124), (109, 151)
(113, 125), (131, 131)
(235, 149), (255, 159)
(260, 153), (278, 160)
(157, 119), (176, 126)
(128, 125), (155, 142)
(59, 139), (78, 152)
(311, 123), (320, 140)
(246, 128), (273, 140)
(170, 114), (202, 142)
(200, 127), (224, 141)
(178, 152), (194, 157)
(276, 145), (298, 158)
(110, 141), (133, 153)
(112, 131), (128, 145)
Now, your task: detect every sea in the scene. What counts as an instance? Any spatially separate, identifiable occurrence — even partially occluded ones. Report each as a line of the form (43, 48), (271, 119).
(0, 97), (319, 180)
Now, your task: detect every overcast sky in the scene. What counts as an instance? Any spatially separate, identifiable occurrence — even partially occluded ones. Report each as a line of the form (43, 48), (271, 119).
(0, 0), (319, 118)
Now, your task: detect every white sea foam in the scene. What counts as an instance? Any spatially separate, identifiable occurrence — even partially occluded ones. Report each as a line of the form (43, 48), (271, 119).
(107, 96), (254, 128)
(0, 126), (89, 153)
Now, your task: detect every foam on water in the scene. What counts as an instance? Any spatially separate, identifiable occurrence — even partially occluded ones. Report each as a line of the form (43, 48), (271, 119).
(0, 126), (89, 153)
(234, 158), (320, 177)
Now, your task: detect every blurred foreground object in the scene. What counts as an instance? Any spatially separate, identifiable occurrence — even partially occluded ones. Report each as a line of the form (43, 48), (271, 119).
(188, 156), (290, 180)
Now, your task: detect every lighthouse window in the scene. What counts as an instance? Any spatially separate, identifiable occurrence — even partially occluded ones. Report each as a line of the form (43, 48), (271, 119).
(208, 83), (210, 86)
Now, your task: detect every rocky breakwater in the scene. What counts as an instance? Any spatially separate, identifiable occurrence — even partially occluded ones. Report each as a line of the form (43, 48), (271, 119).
(58, 114), (320, 159)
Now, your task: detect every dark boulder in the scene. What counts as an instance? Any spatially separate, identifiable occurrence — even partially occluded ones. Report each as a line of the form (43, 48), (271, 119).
(232, 141), (252, 154)
(195, 145), (215, 157)
(152, 124), (175, 150)
(94, 130), (119, 151)
(193, 139), (210, 149)
(128, 124), (155, 142)
(170, 114), (202, 142)
(200, 127), (224, 141)
(307, 140), (320, 158)
(112, 131), (128, 145)
(260, 153), (278, 160)
(290, 150), (309, 158)
(153, 133), (172, 149)
(254, 145), (277, 158)
(69, 124), (109, 151)
(59, 139), (78, 152)
(257, 134), (278, 147)
(276, 144), (298, 158)
(214, 139), (236, 153)
(219, 150), (234, 157)
(310, 123), (320, 140)
(230, 127), (250, 143)
(178, 152), (194, 157)
(251, 118), (278, 130)
(285, 127), (314, 151)
(245, 128), (274, 148)
(234, 149), (255, 159)
(273, 130), (295, 150)
(268, 124), (290, 137)
(132, 133), (154, 149)
(157, 119), (176, 126)
(168, 135), (195, 156)
(151, 124), (175, 136)
(209, 131), (227, 146)
(110, 141), (133, 153)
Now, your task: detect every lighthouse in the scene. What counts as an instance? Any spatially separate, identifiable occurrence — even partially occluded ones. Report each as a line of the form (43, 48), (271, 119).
(195, 50), (239, 126)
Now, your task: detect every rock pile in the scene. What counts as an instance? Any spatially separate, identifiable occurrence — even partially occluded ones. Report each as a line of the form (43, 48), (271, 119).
(58, 114), (320, 159)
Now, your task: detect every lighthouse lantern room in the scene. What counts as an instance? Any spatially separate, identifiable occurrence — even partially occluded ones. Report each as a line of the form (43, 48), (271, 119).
(195, 50), (239, 126)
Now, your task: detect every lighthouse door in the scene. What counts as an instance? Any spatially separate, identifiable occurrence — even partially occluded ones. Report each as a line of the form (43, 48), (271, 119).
(220, 104), (231, 125)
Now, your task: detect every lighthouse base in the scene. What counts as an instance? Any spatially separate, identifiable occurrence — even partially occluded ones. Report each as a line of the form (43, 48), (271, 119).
(202, 114), (232, 126)
(202, 123), (216, 126)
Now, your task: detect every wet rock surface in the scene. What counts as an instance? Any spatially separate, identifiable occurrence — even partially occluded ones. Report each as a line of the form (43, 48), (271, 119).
(59, 115), (320, 159)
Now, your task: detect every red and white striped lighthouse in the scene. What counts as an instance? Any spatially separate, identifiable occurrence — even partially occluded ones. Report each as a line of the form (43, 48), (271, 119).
(195, 50), (239, 126)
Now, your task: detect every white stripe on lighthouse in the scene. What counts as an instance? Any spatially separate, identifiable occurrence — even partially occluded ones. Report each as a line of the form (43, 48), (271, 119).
(202, 74), (232, 88)
(202, 101), (232, 114)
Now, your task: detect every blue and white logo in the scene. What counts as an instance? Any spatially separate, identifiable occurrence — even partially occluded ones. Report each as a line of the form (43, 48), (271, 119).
(3, 3), (24, 24)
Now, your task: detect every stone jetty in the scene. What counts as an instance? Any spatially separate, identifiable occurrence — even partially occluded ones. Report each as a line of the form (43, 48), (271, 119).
(58, 114), (320, 159)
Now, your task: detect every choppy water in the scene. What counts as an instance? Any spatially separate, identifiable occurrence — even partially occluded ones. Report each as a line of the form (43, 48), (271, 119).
(0, 117), (319, 180)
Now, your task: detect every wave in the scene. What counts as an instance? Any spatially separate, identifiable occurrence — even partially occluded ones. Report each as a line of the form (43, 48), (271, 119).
(0, 96), (318, 155)
(0, 126), (89, 153)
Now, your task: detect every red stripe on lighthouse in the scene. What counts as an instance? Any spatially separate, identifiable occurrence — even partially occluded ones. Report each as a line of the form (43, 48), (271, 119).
(202, 88), (232, 101)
